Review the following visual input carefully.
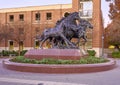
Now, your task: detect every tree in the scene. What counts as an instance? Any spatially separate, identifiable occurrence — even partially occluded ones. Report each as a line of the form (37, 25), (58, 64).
(108, 0), (120, 19)
(10, 21), (29, 55)
(105, 0), (120, 51)
(0, 24), (14, 50)
(106, 19), (120, 51)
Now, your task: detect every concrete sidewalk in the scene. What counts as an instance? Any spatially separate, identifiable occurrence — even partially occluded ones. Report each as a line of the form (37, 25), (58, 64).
(0, 77), (87, 85)
(0, 58), (120, 85)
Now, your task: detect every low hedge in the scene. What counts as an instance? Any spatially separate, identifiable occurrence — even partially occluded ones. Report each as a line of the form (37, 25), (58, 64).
(10, 56), (109, 64)
(0, 50), (27, 57)
(112, 51), (120, 58)
(87, 50), (96, 56)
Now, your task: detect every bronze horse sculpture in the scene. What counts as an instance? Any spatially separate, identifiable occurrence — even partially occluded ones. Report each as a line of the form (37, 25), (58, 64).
(71, 19), (93, 45)
(38, 12), (81, 49)
(37, 12), (93, 49)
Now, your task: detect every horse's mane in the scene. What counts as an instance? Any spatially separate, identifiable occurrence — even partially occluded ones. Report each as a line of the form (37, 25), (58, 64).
(55, 17), (66, 26)
(56, 12), (79, 25)
(64, 12), (79, 21)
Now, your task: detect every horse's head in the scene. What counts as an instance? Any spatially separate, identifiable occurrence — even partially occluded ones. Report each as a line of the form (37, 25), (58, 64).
(80, 19), (93, 29)
(66, 12), (81, 22)
(36, 29), (49, 42)
(36, 33), (44, 42)
(72, 12), (81, 21)
(45, 28), (54, 34)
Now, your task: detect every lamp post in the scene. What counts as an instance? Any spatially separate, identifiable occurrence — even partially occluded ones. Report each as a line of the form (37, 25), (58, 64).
(102, 34), (104, 57)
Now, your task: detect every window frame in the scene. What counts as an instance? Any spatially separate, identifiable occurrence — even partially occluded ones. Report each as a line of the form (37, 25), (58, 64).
(8, 40), (14, 51)
(9, 15), (14, 22)
(19, 14), (24, 21)
(35, 12), (40, 21)
(46, 12), (52, 20)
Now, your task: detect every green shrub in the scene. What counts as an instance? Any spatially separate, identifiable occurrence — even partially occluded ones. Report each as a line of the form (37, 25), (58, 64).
(11, 56), (25, 62)
(9, 50), (18, 56)
(20, 50), (28, 56)
(79, 58), (88, 64)
(84, 56), (108, 64)
(11, 56), (109, 64)
(0, 50), (27, 56)
(87, 50), (96, 56)
(1, 50), (18, 56)
(2, 50), (9, 56)
(112, 51), (120, 58)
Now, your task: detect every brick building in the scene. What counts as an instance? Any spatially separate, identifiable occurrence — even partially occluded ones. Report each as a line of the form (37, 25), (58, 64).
(0, 0), (103, 56)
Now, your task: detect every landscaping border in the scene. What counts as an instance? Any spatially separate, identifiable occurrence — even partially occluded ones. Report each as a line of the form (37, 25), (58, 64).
(2, 58), (116, 73)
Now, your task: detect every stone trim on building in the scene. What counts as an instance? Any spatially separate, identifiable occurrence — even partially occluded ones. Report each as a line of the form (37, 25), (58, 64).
(0, 4), (72, 13)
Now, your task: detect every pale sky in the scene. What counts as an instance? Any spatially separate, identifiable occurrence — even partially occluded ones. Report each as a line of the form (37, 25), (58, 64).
(0, 0), (110, 27)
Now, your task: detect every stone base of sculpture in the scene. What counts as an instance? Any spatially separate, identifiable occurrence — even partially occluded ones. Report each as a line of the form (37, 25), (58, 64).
(24, 49), (88, 60)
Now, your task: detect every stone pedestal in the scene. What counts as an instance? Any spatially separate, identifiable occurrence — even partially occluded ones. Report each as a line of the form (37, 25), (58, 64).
(24, 49), (87, 60)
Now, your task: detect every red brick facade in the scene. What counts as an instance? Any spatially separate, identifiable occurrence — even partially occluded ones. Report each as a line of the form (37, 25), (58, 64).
(0, 3), (74, 50)
(92, 0), (104, 56)
(0, 0), (103, 56)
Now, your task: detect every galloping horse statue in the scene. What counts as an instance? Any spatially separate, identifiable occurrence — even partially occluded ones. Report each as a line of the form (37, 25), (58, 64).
(73, 19), (93, 45)
(36, 12), (93, 49)
(38, 12), (81, 49)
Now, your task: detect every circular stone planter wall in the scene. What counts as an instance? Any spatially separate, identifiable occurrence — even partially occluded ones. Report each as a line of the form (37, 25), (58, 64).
(2, 59), (116, 73)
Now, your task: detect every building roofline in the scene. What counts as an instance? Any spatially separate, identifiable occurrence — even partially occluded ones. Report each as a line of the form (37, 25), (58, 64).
(0, 4), (72, 13)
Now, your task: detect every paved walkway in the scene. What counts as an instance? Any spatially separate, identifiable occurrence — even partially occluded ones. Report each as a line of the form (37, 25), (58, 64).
(0, 58), (120, 85)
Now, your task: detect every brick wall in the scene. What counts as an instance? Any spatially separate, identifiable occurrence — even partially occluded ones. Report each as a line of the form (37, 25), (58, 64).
(0, 0), (103, 53)
(0, 3), (77, 49)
